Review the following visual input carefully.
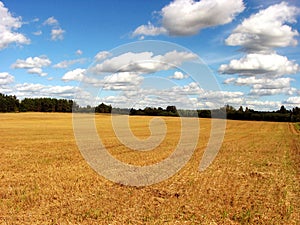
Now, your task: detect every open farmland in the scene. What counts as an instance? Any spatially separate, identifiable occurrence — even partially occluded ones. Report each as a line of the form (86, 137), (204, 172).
(0, 113), (299, 224)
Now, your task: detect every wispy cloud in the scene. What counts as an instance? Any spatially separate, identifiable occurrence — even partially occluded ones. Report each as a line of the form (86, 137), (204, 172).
(53, 58), (86, 69)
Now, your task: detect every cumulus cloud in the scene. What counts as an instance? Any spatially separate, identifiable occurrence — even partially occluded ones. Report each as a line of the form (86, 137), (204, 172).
(250, 87), (296, 96)
(11, 56), (51, 76)
(132, 22), (167, 37)
(102, 72), (144, 91)
(43, 16), (65, 41)
(251, 78), (293, 90)
(90, 50), (197, 74)
(62, 68), (103, 85)
(12, 56), (51, 69)
(76, 49), (83, 55)
(219, 53), (299, 76)
(62, 69), (143, 91)
(0, 1), (30, 50)
(51, 28), (65, 40)
(285, 96), (300, 104)
(169, 71), (189, 80)
(27, 68), (47, 77)
(62, 73), (239, 109)
(225, 76), (293, 87)
(132, 0), (245, 37)
(94, 51), (110, 61)
(245, 100), (282, 111)
(165, 82), (243, 108)
(43, 16), (59, 26)
(225, 2), (300, 52)
(14, 83), (79, 99)
(94, 80), (244, 110)
(0, 72), (14, 85)
(224, 75), (296, 96)
(171, 82), (204, 95)
(62, 68), (86, 82)
(0, 86), (13, 94)
(162, 0), (245, 36)
(53, 58), (86, 69)
(221, 2), (300, 101)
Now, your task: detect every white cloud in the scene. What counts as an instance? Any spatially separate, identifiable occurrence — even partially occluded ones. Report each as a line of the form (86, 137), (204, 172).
(0, 86), (13, 94)
(102, 72), (143, 91)
(226, 2), (300, 52)
(95, 81), (244, 110)
(62, 68), (86, 82)
(169, 71), (189, 80)
(221, 2), (300, 99)
(11, 56), (51, 77)
(51, 28), (65, 40)
(53, 58), (86, 69)
(252, 78), (293, 90)
(250, 87), (296, 96)
(15, 83), (78, 99)
(42, 16), (65, 41)
(0, 1), (30, 50)
(285, 96), (300, 104)
(91, 51), (152, 73)
(219, 53), (299, 76)
(94, 51), (110, 61)
(171, 82), (204, 95)
(12, 56), (51, 69)
(132, 0), (245, 37)
(224, 77), (293, 88)
(15, 83), (44, 92)
(224, 76), (296, 96)
(62, 69), (143, 90)
(162, 0), (245, 36)
(43, 16), (59, 26)
(67, 70), (244, 108)
(245, 100), (281, 111)
(132, 22), (167, 37)
(62, 68), (101, 85)
(0, 72), (14, 85)
(27, 68), (47, 77)
(90, 50), (197, 74)
(99, 88), (198, 109)
(163, 82), (243, 108)
(76, 49), (83, 55)
(201, 90), (244, 100)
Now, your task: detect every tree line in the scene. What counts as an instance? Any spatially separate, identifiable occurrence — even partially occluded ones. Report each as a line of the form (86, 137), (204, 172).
(0, 93), (112, 113)
(0, 93), (74, 112)
(129, 106), (179, 117)
(197, 105), (300, 122)
(0, 93), (299, 122)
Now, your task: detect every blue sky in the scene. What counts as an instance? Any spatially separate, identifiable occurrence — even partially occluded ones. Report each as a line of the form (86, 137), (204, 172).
(0, 0), (300, 110)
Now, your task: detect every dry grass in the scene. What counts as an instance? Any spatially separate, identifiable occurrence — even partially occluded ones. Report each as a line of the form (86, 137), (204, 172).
(0, 113), (299, 224)
(295, 123), (300, 132)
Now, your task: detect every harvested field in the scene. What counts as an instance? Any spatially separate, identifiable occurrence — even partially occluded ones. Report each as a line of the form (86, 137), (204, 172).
(0, 113), (299, 224)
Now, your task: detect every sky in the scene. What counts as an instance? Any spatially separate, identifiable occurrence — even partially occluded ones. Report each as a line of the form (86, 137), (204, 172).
(0, 0), (300, 111)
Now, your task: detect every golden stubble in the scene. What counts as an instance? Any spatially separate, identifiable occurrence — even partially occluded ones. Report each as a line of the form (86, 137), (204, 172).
(0, 113), (299, 224)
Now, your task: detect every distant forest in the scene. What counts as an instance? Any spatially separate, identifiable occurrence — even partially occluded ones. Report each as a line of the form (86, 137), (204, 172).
(0, 93), (300, 122)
